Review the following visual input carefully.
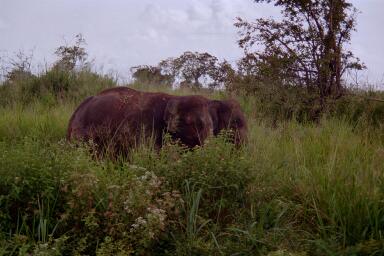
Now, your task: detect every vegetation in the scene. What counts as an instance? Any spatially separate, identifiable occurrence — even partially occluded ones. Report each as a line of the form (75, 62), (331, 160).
(131, 51), (233, 89)
(0, 63), (383, 255)
(131, 65), (175, 88)
(1, 0), (384, 254)
(235, 0), (365, 102)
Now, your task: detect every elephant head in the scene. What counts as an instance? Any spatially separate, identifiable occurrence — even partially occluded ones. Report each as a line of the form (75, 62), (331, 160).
(209, 99), (248, 145)
(164, 95), (213, 147)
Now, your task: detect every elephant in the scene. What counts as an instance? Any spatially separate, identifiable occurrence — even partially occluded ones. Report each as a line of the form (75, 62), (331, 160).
(208, 99), (248, 145)
(67, 87), (213, 155)
(97, 87), (248, 145)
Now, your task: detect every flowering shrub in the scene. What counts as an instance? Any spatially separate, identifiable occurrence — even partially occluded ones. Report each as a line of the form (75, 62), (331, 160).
(61, 170), (182, 255)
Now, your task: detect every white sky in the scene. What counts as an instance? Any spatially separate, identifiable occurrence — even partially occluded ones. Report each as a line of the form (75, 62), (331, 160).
(0, 0), (383, 87)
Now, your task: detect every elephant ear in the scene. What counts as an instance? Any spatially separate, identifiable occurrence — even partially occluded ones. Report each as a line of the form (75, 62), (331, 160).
(164, 98), (179, 133)
(208, 100), (221, 135)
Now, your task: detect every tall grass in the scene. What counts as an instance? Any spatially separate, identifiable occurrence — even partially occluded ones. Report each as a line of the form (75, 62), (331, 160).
(246, 119), (384, 247)
(0, 75), (384, 254)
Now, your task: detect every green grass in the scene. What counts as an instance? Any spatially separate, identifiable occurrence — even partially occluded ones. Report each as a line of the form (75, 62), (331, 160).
(0, 80), (384, 255)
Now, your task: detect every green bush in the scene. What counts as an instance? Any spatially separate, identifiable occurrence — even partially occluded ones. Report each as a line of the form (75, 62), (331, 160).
(0, 138), (181, 255)
(331, 92), (384, 130)
(0, 139), (89, 246)
(0, 68), (116, 107)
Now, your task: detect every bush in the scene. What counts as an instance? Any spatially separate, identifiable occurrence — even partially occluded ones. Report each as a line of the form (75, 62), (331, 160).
(331, 91), (384, 130)
(0, 138), (182, 255)
(0, 139), (90, 245)
(0, 68), (116, 107)
(130, 135), (253, 221)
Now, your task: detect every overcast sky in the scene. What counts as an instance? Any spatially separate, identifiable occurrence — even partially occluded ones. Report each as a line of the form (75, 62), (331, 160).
(0, 0), (383, 87)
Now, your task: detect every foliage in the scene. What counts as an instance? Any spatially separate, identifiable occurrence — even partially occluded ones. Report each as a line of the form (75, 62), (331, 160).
(227, 77), (323, 123)
(0, 35), (115, 108)
(0, 130), (180, 255)
(0, 68), (116, 107)
(235, 0), (365, 100)
(131, 65), (174, 87)
(0, 32), (383, 255)
(159, 51), (218, 88)
(0, 84), (383, 255)
(331, 90), (384, 129)
(0, 50), (35, 83)
(53, 33), (89, 71)
(157, 51), (234, 89)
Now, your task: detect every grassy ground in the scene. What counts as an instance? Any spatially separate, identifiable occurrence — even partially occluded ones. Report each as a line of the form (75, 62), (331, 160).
(1, 77), (384, 255)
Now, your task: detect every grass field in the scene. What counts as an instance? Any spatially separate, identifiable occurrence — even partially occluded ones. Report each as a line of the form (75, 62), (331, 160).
(1, 73), (384, 255)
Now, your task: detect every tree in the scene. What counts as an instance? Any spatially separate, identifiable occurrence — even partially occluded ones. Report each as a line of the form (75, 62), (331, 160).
(1, 50), (35, 83)
(208, 60), (236, 89)
(131, 65), (174, 86)
(53, 33), (88, 71)
(159, 51), (220, 88)
(235, 0), (365, 101)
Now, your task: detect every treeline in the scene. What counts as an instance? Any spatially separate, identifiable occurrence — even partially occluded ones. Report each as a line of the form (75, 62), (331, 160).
(1, 1), (383, 127)
(127, 0), (383, 126)
(133, 0), (366, 98)
(1, 39), (383, 129)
